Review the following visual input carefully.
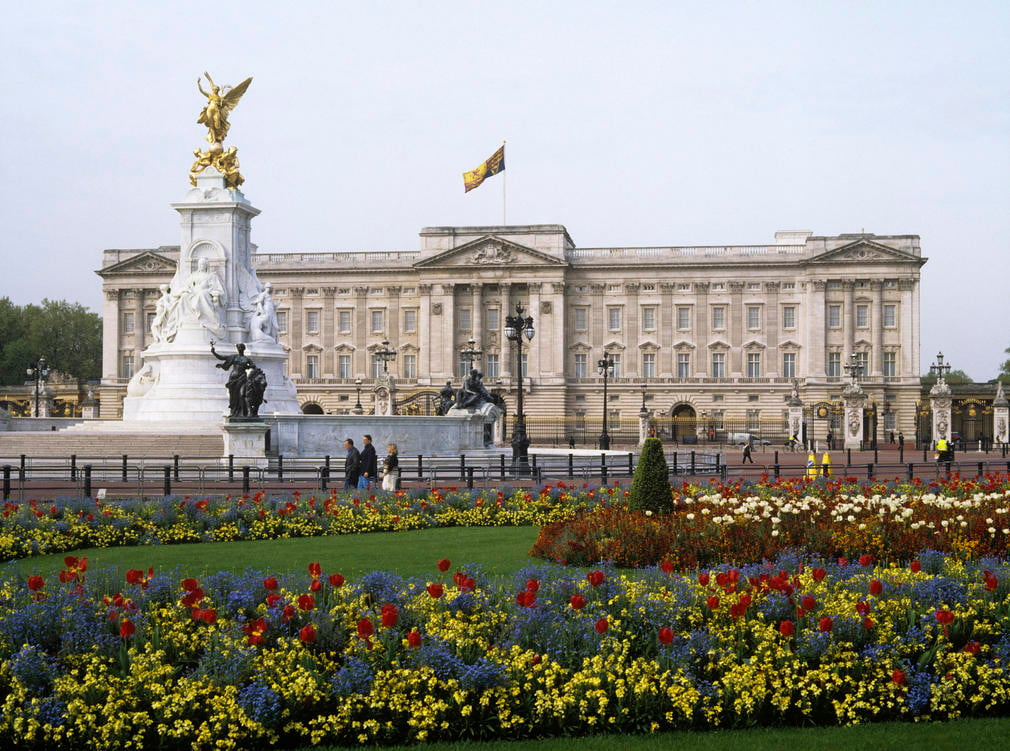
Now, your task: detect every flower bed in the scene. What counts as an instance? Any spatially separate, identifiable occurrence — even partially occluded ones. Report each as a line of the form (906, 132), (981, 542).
(0, 484), (620, 562)
(1, 553), (1009, 748)
(532, 474), (1010, 567)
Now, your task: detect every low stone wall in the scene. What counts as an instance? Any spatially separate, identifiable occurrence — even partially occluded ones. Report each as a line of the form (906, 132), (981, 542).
(262, 413), (488, 458)
(2, 417), (87, 432)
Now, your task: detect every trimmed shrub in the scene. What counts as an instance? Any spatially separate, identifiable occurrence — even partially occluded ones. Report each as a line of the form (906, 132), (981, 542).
(627, 437), (672, 514)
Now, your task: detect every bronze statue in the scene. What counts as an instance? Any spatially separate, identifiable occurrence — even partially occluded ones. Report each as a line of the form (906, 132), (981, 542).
(436, 380), (455, 415)
(211, 342), (254, 417)
(455, 369), (495, 410)
(243, 365), (268, 417)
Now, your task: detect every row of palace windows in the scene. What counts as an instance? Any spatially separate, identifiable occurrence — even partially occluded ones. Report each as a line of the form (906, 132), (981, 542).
(299, 352), (525, 381)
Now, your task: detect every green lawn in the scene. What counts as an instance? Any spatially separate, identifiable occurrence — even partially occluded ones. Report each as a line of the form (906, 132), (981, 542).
(0, 525), (542, 581)
(308, 717), (1008, 751)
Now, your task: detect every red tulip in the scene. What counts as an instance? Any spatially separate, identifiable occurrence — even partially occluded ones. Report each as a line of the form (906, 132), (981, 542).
(328, 573), (345, 588)
(201, 608), (217, 624)
(243, 617), (268, 645)
(459, 576), (476, 592)
(570, 594), (586, 610)
(427, 583), (444, 599)
(356, 618), (374, 638)
(27, 575), (45, 592)
(963, 640), (980, 654)
(891, 669), (906, 686)
(910, 560), (922, 573)
(526, 579), (541, 593)
(863, 617), (875, 630)
(801, 595), (817, 612)
(818, 616), (833, 632)
(856, 600), (871, 616)
(935, 608), (954, 625)
(779, 619), (795, 637)
(586, 570), (606, 587)
(119, 619), (136, 639)
(265, 593), (281, 608)
(837, 557), (849, 567)
(706, 595), (720, 610)
(869, 580), (883, 596)
(407, 629), (423, 648)
(858, 554), (874, 567)
(812, 568), (826, 582)
(437, 558), (451, 572)
(516, 590), (536, 608)
(282, 605), (296, 622)
(660, 560), (674, 574)
(298, 594), (315, 611)
(309, 579), (321, 592)
(658, 627), (674, 645)
(299, 624), (317, 644)
(594, 618), (609, 634)
(698, 572), (710, 587)
(308, 562), (321, 578)
(182, 578), (200, 592)
(381, 604), (399, 628)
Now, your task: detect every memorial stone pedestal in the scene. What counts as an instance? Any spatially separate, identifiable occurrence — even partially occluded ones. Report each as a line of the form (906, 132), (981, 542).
(222, 420), (269, 469)
(992, 381), (1008, 446)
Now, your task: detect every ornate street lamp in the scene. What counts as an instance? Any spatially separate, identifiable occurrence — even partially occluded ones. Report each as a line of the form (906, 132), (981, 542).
(930, 351), (951, 384)
(26, 356), (50, 418)
(843, 352), (864, 384)
(596, 353), (616, 450)
(639, 382), (648, 413)
(504, 303), (535, 466)
(374, 339), (397, 375)
(353, 377), (363, 415)
(460, 337), (482, 373)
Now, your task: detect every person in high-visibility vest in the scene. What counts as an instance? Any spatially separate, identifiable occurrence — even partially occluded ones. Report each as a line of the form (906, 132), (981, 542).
(806, 452), (817, 478)
(821, 452), (832, 477)
(936, 437), (950, 462)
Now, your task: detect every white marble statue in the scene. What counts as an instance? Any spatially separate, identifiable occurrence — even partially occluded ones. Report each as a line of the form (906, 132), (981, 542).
(150, 283), (182, 343)
(247, 282), (279, 343)
(179, 258), (226, 337)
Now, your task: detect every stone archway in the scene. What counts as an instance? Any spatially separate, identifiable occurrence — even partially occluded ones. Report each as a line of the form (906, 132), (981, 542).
(301, 402), (324, 415)
(670, 403), (697, 443)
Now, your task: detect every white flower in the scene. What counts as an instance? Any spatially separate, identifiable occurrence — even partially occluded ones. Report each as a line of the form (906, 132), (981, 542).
(645, 510), (653, 517)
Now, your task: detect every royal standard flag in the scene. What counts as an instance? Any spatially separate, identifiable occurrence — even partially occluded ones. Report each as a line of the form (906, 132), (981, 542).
(462, 145), (505, 193)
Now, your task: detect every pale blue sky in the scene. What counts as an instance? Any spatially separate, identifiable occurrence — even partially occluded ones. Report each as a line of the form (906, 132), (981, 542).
(1, 1), (1007, 378)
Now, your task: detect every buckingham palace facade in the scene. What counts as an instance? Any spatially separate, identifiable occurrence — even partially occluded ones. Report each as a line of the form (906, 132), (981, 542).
(97, 224), (925, 443)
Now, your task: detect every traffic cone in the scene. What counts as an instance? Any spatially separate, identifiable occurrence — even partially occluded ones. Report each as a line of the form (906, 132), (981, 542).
(806, 452), (817, 478)
(821, 452), (832, 477)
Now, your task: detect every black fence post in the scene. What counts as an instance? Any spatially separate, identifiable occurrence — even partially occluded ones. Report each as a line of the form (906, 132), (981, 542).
(978, 461), (984, 478)
(899, 445), (904, 463)
(2, 465), (9, 501)
(532, 455), (538, 475)
(773, 457), (780, 479)
(867, 462), (874, 480)
(324, 455), (330, 478)
(163, 466), (171, 496)
(19, 454), (25, 482)
(628, 452), (634, 476)
(320, 466), (328, 491)
(228, 454), (234, 481)
(417, 455), (423, 481)
(277, 454), (284, 480)
(568, 453), (574, 479)
(173, 454), (180, 482)
(466, 467), (474, 489)
(83, 464), (92, 499)
(460, 455), (466, 481)
(122, 454), (128, 483)
(242, 466), (251, 494)
(847, 448), (852, 468)
(690, 451), (696, 475)
(874, 447), (879, 464)
(600, 453), (608, 484)
(907, 463), (914, 482)
(672, 452), (678, 475)
(500, 454), (506, 482)
(70, 454), (77, 481)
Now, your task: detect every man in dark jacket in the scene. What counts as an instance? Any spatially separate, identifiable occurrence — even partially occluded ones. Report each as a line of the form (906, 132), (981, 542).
(359, 434), (378, 489)
(343, 438), (360, 489)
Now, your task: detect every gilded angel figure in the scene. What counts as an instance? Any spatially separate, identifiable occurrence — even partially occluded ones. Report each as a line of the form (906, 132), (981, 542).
(197, 72), (252, 145)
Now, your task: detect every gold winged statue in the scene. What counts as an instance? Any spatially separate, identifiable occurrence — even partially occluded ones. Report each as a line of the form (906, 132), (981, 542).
(197, 72), (252, 145)
(191, 73), (252, 190)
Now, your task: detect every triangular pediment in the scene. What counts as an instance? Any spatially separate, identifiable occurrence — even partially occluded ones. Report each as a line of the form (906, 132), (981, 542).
(809, 239), (917, 264)
(98, 250), (178, 276)
(413, 236), (568, 269)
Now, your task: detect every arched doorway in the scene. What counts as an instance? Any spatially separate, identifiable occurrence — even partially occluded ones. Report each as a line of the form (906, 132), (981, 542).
(301, 402), (324, 415)
(670, 403), (697, 443)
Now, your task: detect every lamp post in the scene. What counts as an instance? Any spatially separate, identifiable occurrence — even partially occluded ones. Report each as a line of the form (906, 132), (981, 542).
(26, 356), (50, 418)
(460, 337), (482, 373)
(930, 351), (951, 383)
(374, 339), (397, 375)
(504, 303), (535, 466)
(353, 377), (363, 415)
(597, 353), (616, 450)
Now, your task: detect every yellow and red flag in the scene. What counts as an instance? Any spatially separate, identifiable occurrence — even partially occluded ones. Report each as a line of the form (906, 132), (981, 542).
(462, 145), (505, 193)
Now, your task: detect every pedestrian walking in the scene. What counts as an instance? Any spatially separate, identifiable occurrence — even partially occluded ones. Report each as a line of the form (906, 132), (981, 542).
(343, 438), (360, 489)
(742, 442), (754, 463)
(359, 434), (378, 489)
(382, 443), (400, 491)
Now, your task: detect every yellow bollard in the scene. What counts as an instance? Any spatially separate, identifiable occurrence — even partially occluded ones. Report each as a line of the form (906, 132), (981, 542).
(821, 452), (832, 477)
(806, 452), (817, 478)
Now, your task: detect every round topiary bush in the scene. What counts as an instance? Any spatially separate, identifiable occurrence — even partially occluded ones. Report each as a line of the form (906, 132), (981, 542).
(627, 437), (672, 514)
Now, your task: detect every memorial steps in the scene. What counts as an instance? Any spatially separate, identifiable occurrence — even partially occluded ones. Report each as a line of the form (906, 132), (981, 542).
(0, 426), (224, 462)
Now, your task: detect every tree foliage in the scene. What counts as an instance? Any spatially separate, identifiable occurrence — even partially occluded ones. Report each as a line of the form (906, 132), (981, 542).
(920, 368), (974, 386)
(0, 298), (102, 386)
(627, 437), (673, 514)
(1000, 346), (1010, 380)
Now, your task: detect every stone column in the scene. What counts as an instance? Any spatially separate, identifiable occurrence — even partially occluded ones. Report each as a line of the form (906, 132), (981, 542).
(387, 285), (401, 375)
(930, 380), (953, 445)
(843, 281), (855, 359)
(133, 291), (146, 374)
(102, 289), (121, 382)
(625, 282), (640, 378)
(807, 280), (827, 378)
(843, 383), (866, 451)
(499, 283), (512, 387)
(550, 282), (566, 381)
(354, 286), (369, 377)
(440, 283), (455, 380)
(321, 287), (336, 376)
(694, 282), (709, 377)
(638, 408), (651, 447)
(728, 281), (745, 377)
(527, 282), (542, 383)
(993, 381), (1008, 445)
(289, 288), (305, 377)
(471, 283), (483, 348)
(765, 282), (780, 375)
(659, 283), (675, 377)
(418, 283), (433, 384)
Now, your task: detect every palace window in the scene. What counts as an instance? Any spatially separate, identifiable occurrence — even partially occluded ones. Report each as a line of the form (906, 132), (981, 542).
(457, 307), (471, 332)
(854, 351), (869, 375)
(747, 306), (761, 329)
(677, 306), (691, 330)
(747, 409), (760, 431)
(306, 354), (319, 379)
(856, 304), (869, 328)
(403, 309), (417, 333)
(371, 354), (384, 378)
(782, 305), (796, 329)
(370, 310), (384, 333)
(677, 353), (691, 378)
(608, 354), (621, 378)
(782, 352), (796, 378)
(747, 352), (761, 378)
(574, 307), (588, 331)
(642, 352), (656, 378)
(145, 312), (156, 333)
(521, 353), (528, 378)
(484, 353), (499, 379)
(641, 307), (656, 331)
(711, 352), (726, 378)
(883, 304), (896, 327)
(827, 352), (841, 378)
(883, 351), (897, 378)
(276, 311), (288, 333)
(338, 310), (351, 333)
(828, 305), (841, 328)
(402, 354), (417, 379)
(607, 307), (621, 331)
(573, 353), (588, 378)
(711, 306), (725, 330)
(782, 282), (795, 290)
(338, 354), (351, 379)
(123, 312), (135, 334)
(306, 311), (320, 334)
(485, 307), (499, 332)
(121, 353), (134, 379)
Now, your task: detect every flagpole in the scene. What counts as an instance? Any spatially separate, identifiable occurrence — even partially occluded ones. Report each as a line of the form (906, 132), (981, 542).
(502, 140), (507, 226)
